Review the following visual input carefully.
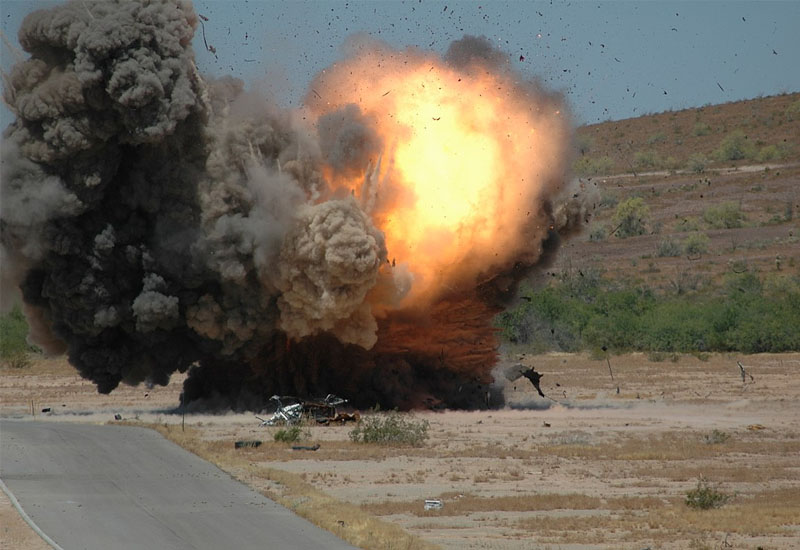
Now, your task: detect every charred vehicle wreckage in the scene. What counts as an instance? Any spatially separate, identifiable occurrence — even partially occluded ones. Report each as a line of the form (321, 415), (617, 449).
(256, 394), (360, 426)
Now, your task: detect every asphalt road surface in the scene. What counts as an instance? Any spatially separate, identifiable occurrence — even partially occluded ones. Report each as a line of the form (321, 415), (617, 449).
(0, 420), (358, 550)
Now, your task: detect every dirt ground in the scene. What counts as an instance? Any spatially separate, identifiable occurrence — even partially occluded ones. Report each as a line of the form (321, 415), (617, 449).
(2, 352), (799, 550)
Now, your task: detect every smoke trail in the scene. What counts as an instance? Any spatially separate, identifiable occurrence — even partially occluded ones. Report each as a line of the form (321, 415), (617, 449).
(1, 2), (584, 410)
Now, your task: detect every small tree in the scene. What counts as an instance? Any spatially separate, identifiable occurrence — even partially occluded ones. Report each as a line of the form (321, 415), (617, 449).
(687, 153), (708, 173)
(714, 131), (755, 161)
(612, 197), (649, 238)
(703, 202), (745, 229)
(683, 233), (710, 256)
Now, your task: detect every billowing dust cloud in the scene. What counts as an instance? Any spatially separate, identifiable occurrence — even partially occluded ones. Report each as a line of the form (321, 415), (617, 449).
(1, 1), (584, 410)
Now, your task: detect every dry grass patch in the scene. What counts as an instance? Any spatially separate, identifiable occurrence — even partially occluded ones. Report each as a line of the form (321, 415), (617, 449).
(515, 488), (800, 542)
(538, 431), (800, 460)
(0, 355), (76, 377)
(144, 423), (437, 550)
(366, 492), (672, 517)
(633, 463), (797, 483)
(438, 443), (537, 460)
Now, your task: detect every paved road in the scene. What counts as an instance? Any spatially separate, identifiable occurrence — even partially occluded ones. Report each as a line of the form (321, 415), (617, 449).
(0, 420), (358, 550)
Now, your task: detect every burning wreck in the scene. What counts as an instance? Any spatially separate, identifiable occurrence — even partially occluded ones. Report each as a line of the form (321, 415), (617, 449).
(256, 394), (359, 426)
(1, 0), (587, 411)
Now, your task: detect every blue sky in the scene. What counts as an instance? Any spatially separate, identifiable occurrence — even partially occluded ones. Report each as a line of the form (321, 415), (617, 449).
(2, 0), (799, 127)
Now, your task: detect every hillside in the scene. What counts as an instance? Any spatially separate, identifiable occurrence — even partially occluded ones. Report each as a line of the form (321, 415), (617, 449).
(498, 93), (800, 354)
(574, 92), (800, 176)
(564, 92), (799, 287)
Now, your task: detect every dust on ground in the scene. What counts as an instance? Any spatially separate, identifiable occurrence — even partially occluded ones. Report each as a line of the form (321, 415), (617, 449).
(2, 352), (799, 550)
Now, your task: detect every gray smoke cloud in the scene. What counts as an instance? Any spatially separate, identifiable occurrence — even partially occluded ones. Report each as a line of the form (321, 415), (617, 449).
(1, 1), (581, 409)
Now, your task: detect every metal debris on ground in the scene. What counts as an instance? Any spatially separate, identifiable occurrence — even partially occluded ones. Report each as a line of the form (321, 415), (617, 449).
(256, 394), (354, 426)
(291, 444), (320, 451)
(424, 499), (443, 511)
(234, 440), (262, 449)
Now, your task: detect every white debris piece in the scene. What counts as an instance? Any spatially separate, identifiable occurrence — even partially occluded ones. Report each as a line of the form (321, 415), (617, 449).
(424, 499), (443, 511)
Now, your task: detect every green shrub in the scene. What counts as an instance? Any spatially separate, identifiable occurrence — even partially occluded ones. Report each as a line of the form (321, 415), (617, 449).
(496, 269), (800, 354)
(598, 192), (619, 210)
(703, 429), (730, 444)
(677, 217), (701, 232)
(575, 134), (594, 155)
(656, 238), (682, 257)
(612, 197), (650, 238)
(633, 150), (662, 170)
(703, 202), (745, 229)
(692, 122), (711, 136)
(0, 305), (34, 359)
(273, 426), (304, 443)
(714, 131), (755, 161)
(588, 224), (607, 242)
(647, 132), (667, 145)
(755, 143), (791, 163)
(664, 156), (682, 171)
(573, 155), (614, 176)
(785, 99), (800, 121)
(683, 233), (710, 256)
(685, 479), (731, 509)
(687, 153), (708, 173)
(350, 412), (430, 446)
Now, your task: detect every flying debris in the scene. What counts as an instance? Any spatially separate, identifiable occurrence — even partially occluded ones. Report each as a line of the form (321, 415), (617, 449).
(504, 364), (546, 398)
(522, 368), (546, 398)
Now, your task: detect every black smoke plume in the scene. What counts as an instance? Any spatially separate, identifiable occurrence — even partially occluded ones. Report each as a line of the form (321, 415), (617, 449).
(1, 1), (584, 410)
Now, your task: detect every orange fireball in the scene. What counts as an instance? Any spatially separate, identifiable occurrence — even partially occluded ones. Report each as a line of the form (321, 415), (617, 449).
(307, 41), (571, 306)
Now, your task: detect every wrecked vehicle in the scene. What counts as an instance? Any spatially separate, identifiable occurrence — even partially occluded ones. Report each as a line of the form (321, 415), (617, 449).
(256, 394), (359, 426)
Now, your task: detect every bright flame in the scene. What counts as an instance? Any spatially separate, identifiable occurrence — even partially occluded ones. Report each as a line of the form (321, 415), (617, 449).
(308, 44), (570, 305)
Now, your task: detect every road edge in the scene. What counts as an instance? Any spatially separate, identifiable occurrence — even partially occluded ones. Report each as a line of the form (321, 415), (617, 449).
(0, 477), (64, 550)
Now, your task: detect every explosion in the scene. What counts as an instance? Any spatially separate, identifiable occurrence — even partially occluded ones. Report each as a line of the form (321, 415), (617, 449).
(1, 1), (583, 410)
(309, 38), (571, 307)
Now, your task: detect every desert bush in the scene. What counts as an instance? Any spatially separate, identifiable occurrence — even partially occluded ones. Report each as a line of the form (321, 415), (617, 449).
(656, 238), (682, 257)
(273, 426), (304, 443)
(703, 429), (730, 444)
(598, 192), (619, 210)
(692, 122), (712, 136)
(575, 134), (594, 155)
(755, 143), (791, 163)
(663, 156), (681, 171)
(685, 479), (731, 509)
(683, 233), (710, 256)
(763, 274), (800, 296)
(687, 153), (708, 173)
(496, 269), (800, 354)
(677, 217), (701, 232)
(573, 155), (614, 176)
(703, 201), (744, 229)
(785, 99), (800, 121)
(3, 351), (32, 369)
(349, 412), (430, 446)
(713, 130), (755, 161)
(588, 224), (607, 242)
(612, 197), (649, 238)
(667, 270), (708, 296)
(632, 150), (662, 170)
(0, 305), (34, 359)
(647, 132), (667, 145)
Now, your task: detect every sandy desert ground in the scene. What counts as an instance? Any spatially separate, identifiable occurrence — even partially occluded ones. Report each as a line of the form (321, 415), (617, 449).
(2, 352), (799, 550)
